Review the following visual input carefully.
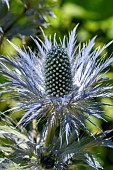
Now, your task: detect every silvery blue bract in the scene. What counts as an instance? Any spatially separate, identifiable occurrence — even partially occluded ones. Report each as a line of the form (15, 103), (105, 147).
(0, 27), (113, 144)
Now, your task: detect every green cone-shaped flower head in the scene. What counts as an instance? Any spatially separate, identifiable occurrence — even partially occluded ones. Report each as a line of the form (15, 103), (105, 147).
(45, 46), (72, 97)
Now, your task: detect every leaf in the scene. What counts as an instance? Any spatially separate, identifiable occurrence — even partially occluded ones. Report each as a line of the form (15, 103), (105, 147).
(0, 0), (55, 40)
(0, 158), (21, 170)
(0, 125), (37, 169)
(0, 125), (28, 142)
(54, 130), (113, 169)
(0, 146), (13, 156)
(0, 125), (32, 150)
(85, 153), (103, 169)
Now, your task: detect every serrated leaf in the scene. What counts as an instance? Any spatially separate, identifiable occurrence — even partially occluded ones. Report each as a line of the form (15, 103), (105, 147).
(0, 146), (13, 153)
(0, 158), (21, 170)
(0, 125), (28, 142)
(85, 153), (103, 169)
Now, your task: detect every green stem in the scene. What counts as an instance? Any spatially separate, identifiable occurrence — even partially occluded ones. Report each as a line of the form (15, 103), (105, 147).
(45, 118), (58, 147)
(32, 118), (37, 143)
(0, 7), (27, 46)
(5, 9), (26, 34)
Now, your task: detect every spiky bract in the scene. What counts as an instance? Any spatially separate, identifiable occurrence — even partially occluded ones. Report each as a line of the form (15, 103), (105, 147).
(0, 27), (113, 144)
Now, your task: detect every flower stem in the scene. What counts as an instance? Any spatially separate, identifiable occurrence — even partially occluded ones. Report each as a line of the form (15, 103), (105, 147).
(45, 118), (58, 147)
(32, 118), (37, 143)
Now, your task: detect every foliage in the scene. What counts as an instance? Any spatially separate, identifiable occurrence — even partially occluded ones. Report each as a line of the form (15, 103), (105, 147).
(0, 0), (55, 46)
(0, 117), (113, 169)
(1, 0), (113, 169)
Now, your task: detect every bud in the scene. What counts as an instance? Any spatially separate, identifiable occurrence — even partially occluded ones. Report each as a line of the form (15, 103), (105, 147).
(45, 46), (72, 97)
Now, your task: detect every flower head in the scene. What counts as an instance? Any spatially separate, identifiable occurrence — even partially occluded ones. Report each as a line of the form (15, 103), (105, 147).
(0, 27), (113, 143)
(45, 46), (72, 97)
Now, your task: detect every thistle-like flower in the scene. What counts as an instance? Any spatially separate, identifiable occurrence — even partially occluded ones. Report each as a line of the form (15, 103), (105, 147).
(0, 27), (113, 144)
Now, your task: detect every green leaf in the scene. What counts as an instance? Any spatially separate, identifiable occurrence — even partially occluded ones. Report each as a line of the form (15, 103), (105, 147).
(0, 125), (28, 142)
(0, 158), (21, 170)
(0, 0), (55, 41)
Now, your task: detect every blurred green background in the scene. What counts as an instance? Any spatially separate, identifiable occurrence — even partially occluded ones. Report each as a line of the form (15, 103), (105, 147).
(0, 0), (113, 169)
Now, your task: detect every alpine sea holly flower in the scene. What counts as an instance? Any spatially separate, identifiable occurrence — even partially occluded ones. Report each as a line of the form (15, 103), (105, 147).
(0, 27), (113, 144)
